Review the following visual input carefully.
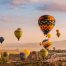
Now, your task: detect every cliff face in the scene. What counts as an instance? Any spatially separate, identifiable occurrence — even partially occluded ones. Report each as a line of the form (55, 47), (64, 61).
(52, 40), (66, 50)
(48, 50), (66, 54)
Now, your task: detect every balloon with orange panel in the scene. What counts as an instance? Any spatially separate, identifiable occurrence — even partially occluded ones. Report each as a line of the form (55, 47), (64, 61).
(38, 15), (55, 36)
(40, 39), (52, 49)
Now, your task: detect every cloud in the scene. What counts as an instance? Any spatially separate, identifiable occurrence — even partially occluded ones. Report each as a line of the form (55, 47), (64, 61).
(10, 0), (45, 7)
(11, 0), (30, 6)
(0, 16), (24, 23)
(0, 0), (66, 12)
(11, 0), (48, 5)
(10, 0), (66, 11)
(36, 2), (66, 12)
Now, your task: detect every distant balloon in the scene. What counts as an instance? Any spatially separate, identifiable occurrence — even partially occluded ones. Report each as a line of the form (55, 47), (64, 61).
(14, 28), (22, 40)
(0, 37), (4, 44)
(40, 49), (48, 58)
(38, 15), (55, 36)
(56, 33), (60, 38)
(20, 52), (26, 61)
(47, 33), (51, 39)
(56, 29), (59, 33)
(40, 39), (52, 49)
(56, 29), (60, 38)
(30, 51), (36, 55)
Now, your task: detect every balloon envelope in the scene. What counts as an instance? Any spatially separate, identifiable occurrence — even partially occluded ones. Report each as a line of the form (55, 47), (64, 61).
(56, 29), (59, 33)
(23, 49), (30, 58)
(0, 37), (4, 44)
(14, 28), (22, 40)
(40, 49), (48, 58)
(47, 34), (51, 38)
(40, 39), (52, 49)
(56, 32), (60, 38)
(20, 52), (26, 61)
(30, 51), (36, 55)
(38, 15), (55, 36)
(56, 29), (60, 38)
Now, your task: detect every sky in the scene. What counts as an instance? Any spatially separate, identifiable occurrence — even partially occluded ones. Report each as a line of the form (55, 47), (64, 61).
(0, 0), (66, 49)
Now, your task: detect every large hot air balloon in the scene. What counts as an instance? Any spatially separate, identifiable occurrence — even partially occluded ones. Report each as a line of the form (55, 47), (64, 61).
(14, 28), (22, 40)
(39, 49), (48, 59)
(40, 39), (52, 49)
(56, 29), (60, 38)
(20, 52), (26, 61)
(38, 15), (55, 36)
(0, 37), (4, 44)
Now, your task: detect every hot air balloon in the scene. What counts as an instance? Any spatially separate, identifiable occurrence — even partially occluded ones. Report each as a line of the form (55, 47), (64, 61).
(20, 52), (26, 61)
(39, 49), (48, 59)
(0, 37), (4, 44)
(30, 51), (36, 55)
(38, 15), (55, 36)
(56, 32), (60, 38)
(56, 29), (60, 38)
(22, 49), (30, 58)
(56, 29), (59, 33)
(14, 28), (22, 40)
(47, 33), (51, 39)
(40, 39), (52, 49)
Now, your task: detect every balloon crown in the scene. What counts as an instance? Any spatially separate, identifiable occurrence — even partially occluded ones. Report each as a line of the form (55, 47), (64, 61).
(17, 28), (21, 30)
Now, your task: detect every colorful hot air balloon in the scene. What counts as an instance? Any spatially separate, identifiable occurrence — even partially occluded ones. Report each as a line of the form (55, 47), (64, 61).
(56, 29), (60, 38)
(0, 37), (4, 44)
(22, 49), (30, 58)
(14, 28), (22, 40)
(38, 15), (55, 36)
(40, 39), (52, 49)
(40, 49), (48, 58)
(20, 52), (26, 61)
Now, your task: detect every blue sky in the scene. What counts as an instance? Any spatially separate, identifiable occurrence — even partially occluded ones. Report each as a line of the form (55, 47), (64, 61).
(0, 0), (66, 45)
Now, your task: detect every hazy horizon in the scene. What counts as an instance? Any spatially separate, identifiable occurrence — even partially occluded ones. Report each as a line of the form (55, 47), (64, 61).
(0, 40), (66, 51)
